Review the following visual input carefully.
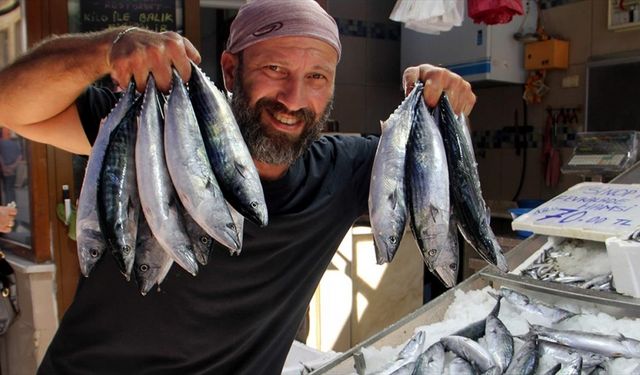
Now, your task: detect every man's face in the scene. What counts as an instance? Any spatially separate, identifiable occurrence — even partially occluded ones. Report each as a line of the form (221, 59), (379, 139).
(228, 36), (338, 165)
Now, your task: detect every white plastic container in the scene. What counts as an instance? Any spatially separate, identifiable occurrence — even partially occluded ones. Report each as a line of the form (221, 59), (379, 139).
(606, 236), (640, 298)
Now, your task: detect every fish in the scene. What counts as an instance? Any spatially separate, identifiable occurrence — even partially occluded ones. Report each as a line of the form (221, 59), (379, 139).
(136, 74), (198, 275)
(435, 95), (508, 272)
(556, 355), (582, 375)
(496, 287), (576, 323)
(430, 210), (459, 287)
(531, 324), (640, 359)
(537, 339), (608, 369)
(369, 82), (423, 264)
(188, 62), (267, 227)
(411, 342), (444, 375)
(540, 363), (561, 375)
(447, 356), (477, 375)
(228, 202), (245, 255)
(133, 213), (173, 295)
(451, 295), (501, 340)
(97, 96), (141, 280)
(76, 83), (137, 277)
(485, 314), (514, 373)
(164, 69), (241, 252)
(181, 209), (215, 266)
(374, 331), (425, 375)
(440, 335), (498, 374)
(405, 94), (453, 286)
(505, 333), (538, 375)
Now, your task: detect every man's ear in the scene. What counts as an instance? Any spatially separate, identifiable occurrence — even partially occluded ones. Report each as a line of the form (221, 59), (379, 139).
(220, 51), (238, 92)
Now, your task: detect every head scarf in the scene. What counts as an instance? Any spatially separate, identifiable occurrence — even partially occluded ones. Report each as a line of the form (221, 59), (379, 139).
(226, 0), (341, 61)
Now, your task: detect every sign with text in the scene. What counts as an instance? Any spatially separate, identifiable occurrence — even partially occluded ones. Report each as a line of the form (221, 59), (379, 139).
(80, 0), (179, 33)
(512, 182), (640, 242)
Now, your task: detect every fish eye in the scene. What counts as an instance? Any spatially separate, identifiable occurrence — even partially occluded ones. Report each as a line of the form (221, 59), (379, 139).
(449, 263), (457, 270)
(122, 245), (132, 254)
(199, 236), (210, 244)
(428, 249), (437, 257)
(226, 223), (236, 230)
(139, 264), (149, 272)
(250, 201), (258, 209)
(90, 248), (100, 258)
(388, 236), (398, 244)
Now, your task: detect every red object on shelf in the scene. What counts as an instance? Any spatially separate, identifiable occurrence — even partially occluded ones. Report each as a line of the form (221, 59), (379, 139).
(468, 0), (524, 25)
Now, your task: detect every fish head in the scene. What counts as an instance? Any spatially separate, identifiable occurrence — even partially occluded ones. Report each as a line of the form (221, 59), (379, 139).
(134, 261), (160, 296)
(373, 230), (403, 264)
(77, 228), (107, 277)
(433, 263), (458, 288)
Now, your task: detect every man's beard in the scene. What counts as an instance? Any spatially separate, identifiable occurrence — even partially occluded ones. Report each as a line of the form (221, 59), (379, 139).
(230, 67), (333, 165)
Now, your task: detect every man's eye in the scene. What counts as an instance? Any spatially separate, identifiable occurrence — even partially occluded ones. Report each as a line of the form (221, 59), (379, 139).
(309, 73), (325, 80)
(267, 65), (280, 72)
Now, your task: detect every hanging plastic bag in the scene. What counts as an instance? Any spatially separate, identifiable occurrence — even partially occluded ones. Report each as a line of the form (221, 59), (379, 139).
(390, 0), (464, 34)
(468, 0), (524, 25)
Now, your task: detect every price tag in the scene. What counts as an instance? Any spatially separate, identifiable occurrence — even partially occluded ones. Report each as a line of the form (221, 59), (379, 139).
(512, 182), (640, 241)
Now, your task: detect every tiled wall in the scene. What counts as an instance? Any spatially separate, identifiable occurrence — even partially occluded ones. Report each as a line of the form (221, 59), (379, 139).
(327, 0), (404, 135)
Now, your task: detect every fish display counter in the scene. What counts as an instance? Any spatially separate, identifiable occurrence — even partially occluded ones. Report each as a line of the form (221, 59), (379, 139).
(311, 237), (640, 374)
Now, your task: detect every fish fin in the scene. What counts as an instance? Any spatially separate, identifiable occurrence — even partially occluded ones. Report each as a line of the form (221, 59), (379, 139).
(234, 161), (246, 179)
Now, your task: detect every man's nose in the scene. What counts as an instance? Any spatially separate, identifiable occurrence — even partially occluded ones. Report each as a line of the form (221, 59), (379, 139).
(275, 77), (307, 112)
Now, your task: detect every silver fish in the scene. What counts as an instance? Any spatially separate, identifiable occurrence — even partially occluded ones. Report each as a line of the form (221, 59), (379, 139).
(440, 335), (497, 374)
(556, 355), (582, 375)
(485, 314), (514, 373)
(133, 213), (173, 295)
(405, 94), (453, 286)
(181, 208), (215, 266)
(188, 62), (267, 227)
(538, 340), (608, 369)
(136, 75), (198, 275)
(431, 210), (459, 287)
(369, 83), (423, 264)
(411, 342), (444, 375)
(398, 331), (426, 361)
(532, 324), (640, 359)
(374, 331), (425, 375)
(164, 70), (240, 252)
(435, 96), (508, 272)
(76, 83), (137, 277)
(498, 287), (576, 323)
(505, 334), (538, 375)
(452, 295), (501, 340)
(97, 98), (140, 280)
(447, 356), (477, 375)
(228, 202), (244, 255)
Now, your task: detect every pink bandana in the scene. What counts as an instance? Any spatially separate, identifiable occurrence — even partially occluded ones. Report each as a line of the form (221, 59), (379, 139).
(226, 0), (341, 61)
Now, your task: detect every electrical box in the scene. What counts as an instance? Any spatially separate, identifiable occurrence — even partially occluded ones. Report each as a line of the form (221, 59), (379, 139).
(524, 39), (569, 70)
(400, 4), (537, 84)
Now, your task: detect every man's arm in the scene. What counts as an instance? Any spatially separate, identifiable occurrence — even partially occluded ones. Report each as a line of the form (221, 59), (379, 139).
(0, 27), (200, 155)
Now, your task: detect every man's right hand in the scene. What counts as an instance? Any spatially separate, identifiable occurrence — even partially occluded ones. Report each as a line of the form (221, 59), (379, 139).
(108, 28), (201, 93)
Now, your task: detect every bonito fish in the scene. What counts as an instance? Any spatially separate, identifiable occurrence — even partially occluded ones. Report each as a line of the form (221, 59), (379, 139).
(76, 83), (137, 277)
(435, 96), (508, 272)
(497, 287), (576, 323)
(532, 324), (640, 359)
(440, 335), (498, 374)
(136, 75), (198, 275)
(369, 83), (423, 264)
(164, 70), (240, 252)
(97, 97), (140, 280)
(412, 341), (445, 375)
(188, 62), (267, 227)
(405, 92), (455, 286)
(133, 213), (173, 295)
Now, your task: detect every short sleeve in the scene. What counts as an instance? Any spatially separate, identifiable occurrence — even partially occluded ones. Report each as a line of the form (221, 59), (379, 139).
(75, 86), (120, 146)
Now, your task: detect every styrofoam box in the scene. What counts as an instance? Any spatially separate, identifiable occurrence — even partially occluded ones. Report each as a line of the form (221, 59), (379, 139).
(606, 237), (640, 298)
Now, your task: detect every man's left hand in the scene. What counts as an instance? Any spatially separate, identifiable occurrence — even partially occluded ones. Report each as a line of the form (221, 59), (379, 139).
(403, 64), (476, 116)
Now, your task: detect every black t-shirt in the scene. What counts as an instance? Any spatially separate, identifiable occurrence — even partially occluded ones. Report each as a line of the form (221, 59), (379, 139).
(38, 87), (379, 375)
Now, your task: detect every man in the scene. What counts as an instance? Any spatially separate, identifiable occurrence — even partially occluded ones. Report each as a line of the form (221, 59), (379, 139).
(0, 0), (475, 373)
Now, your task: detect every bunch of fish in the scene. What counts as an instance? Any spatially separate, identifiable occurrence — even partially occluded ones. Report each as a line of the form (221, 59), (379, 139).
(358, 287), (640, 375)
(76, 63), (268, 294)
(369, 82), (508, 288)
(519, 247), (615, 293)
